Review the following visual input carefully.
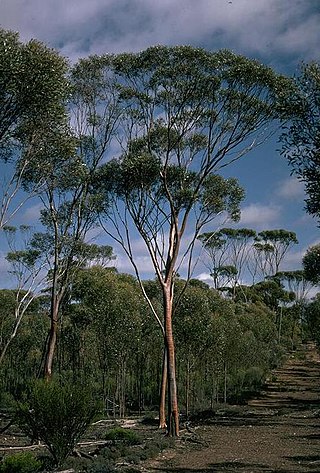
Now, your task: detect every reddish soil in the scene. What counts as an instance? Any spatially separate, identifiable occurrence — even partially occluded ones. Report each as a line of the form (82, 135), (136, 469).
(141, 343), (320, 473)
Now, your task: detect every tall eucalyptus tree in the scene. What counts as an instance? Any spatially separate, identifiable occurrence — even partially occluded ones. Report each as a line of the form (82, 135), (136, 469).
(0, 29), (69, 228)
(96, 46), (295, 435)
(22, 56), (119, 380)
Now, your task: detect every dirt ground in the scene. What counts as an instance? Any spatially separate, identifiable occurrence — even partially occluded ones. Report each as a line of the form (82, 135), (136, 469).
(140, 342), (320, 473)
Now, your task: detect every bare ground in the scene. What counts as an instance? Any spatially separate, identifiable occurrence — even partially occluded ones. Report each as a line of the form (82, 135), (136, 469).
(140, 342), (320, 473)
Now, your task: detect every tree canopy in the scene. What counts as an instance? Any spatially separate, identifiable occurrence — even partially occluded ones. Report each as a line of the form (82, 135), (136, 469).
(280, 62), (320, 224)
(303, 244), (320, 285)
(0, 29), (69, 228)
(93, 45), (296, 435)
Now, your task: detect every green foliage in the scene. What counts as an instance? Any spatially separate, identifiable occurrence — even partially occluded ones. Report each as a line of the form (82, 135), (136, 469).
(15, 380), (99, 465)
(304, 294), (320, 346)
(0, 29), (68, 155)
(228, 366), (265, 403)
(303, 244), (320, 285)
(100, 432), (173, 466)
(280, 62), (320, 223)
(0, 38), (311, 426)
(105, 427), (141, 444)
(0, 452), (41, 473)
(85, 461), (116, 473)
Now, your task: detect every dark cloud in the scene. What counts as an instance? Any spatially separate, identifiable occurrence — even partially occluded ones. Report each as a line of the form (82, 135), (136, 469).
(1, 0), (318, 67)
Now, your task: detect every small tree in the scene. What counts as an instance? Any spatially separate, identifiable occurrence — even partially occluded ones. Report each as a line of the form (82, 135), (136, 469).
(198, 232), (231, 289)
(273, 270), (314, 304)
(303, 244), (320, 285)
(16, 380), (98, 466)
(199, 228), (256, 291)
(0, 226), (47, 365)
(254, 229), (298, 278)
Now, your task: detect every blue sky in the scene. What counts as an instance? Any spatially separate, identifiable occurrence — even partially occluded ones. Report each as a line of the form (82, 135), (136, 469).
(0, 0), (319, 287)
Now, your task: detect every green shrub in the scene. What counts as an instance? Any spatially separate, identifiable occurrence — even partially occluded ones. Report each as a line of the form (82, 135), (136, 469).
(86, 459), (116, 472)
(0, 452), (41, 473)
(15, 380), (99, 466)
(105, 427), (141, 445)
(244, 366), (265, 391)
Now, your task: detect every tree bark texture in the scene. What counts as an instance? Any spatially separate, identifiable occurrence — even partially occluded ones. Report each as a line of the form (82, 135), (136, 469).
(163, 284), (179, 436)
(159, 347), (167, 429)
(43, 294), (60, 381)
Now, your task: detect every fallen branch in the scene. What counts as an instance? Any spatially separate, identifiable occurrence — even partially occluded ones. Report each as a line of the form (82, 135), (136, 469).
(73, 448), (94, 460)
(0, 444), (44, 451)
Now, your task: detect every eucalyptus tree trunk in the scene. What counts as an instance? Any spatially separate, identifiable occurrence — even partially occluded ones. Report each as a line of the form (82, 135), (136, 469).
(43, 299), (59, 381)
(185, 358), (191, 419)
(163, 283), (179, 437)
(159, 347), (167, 429)
(43, 268), (64, 381)
(43, 208), (65, 382)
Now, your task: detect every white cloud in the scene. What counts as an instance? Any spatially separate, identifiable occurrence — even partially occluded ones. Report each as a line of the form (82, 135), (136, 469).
(275, 177), (305, 200)
(195, 271), (213, 285)
(282, 238), (320, 271)
(239, 203), (281, 227)
(114, 252), (155, 277)
(20, 203), (43, 223)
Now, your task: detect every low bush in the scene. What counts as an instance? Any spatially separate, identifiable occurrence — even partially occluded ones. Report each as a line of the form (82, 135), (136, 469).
(15, 380), (99, 466)
(105, 427), (141, 445)
(0, 452), (41, 473)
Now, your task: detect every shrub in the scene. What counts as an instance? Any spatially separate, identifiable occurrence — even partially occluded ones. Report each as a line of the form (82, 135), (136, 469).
(15, 380), (99, 466)
(86, 459), (116, 472)
(105, 427), (141, 445)
(0, 452), (41, 473)
(244, 366), (265, 391)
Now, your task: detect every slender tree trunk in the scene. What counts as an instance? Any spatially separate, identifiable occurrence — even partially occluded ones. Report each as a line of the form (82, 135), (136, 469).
(43, 199), (61, 382)
(163, 284), (179, 436)
(0, 329), (19, 366)
(159, 347), (167, 429)
(43, 294), (60, 381)
(43, 245), (64, 381)
(185, 358), (190, 419)
(120, 357), (126, 418)
(224, 361), (227, 404)
(0, 302), (30, 365)
(277, 306), (283, 343)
